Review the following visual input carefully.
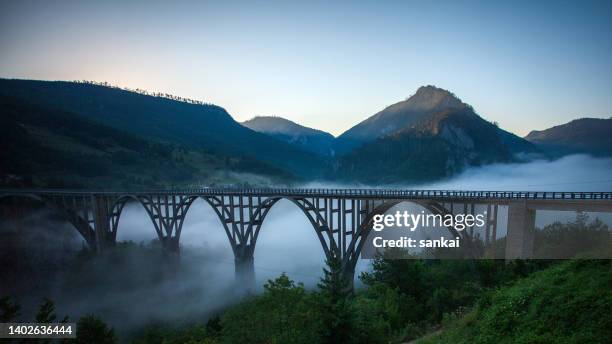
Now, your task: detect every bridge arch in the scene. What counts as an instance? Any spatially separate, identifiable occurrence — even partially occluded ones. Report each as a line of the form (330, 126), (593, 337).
(246, 197), (334, 259)
(346, 199), (475, 270)
(241, 198), (472, 269)
(109, 195), (165, 243)
(170, 195), (334, 259)
(170, 195), (240, 254)
(0, 193), (96, 248)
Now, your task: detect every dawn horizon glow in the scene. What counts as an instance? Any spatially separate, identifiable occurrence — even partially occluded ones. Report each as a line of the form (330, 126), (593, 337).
(1, 0), (611, 136)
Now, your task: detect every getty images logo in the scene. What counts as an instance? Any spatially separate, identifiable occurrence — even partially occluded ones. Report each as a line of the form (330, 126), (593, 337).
(372, 210), (487, 232)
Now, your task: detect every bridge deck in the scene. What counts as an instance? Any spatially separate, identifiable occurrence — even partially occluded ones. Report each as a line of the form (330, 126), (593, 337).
(2, 188), (612, 201)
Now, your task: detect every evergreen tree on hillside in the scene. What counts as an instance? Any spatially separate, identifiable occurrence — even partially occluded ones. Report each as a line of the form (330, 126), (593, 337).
(36, 298), (68, 323)
(317, 251), (353, 344)
(0, 297), (20, 322)
(76, 314), (118, 344)
(35, 300), (69, 344)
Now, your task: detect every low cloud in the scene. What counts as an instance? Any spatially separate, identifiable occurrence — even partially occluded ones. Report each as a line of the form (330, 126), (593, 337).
(3, 154), (610, 335)
(421, 154), (612, 191)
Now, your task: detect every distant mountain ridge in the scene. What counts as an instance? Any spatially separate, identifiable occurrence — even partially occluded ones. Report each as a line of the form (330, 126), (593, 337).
(0, 79), (327, 180)
(525, 117), (612, 157)
(242, 116), (335, 156)
(330, 86), (538, 182)
(0, 79), (558, 187)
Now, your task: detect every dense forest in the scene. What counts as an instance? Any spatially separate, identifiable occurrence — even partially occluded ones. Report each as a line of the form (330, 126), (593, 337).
(0, 95), (295, 188)
(0, 79), (327, 188)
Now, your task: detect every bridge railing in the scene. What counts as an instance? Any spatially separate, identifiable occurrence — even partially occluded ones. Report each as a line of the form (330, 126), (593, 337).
(2, 188), (612, 201)
(191, 189), (611, 200)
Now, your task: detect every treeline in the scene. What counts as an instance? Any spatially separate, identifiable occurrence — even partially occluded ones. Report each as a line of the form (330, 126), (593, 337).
(71, 80), (214, 106)
(130, 255), (553, 343)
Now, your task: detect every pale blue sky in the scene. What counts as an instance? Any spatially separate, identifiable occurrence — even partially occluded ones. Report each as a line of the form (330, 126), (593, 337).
(1, 0), (611, 136)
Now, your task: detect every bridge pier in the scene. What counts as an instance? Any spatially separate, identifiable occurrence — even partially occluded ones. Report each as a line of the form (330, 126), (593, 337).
(92, 195), (114, 252)
(505, 201), (535, 259)
(234, 244), (255, 294)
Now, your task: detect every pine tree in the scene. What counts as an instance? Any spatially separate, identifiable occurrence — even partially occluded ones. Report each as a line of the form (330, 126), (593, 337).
(575, 211), (589, 228)
(35, 299), (68, 344)
(76, 314), (118, 344)
(36, 298), (58, 323)
(0, 297), (20, 322)
(317, 251), (353, 344)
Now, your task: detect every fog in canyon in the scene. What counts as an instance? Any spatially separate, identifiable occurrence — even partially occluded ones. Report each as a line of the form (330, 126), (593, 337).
(1, 154), (611, 335)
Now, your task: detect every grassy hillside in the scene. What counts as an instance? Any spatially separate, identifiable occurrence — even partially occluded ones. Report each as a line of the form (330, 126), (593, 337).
(0, 95), (294, 188)
(421, 259), (612, 344)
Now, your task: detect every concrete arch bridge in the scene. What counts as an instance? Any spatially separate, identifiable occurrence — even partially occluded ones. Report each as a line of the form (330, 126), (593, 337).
(2, 188), (611, 289)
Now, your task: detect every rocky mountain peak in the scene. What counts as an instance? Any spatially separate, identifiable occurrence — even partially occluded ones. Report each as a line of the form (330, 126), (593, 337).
(400, 85), (466, 112)
(335, 85), (469, 151)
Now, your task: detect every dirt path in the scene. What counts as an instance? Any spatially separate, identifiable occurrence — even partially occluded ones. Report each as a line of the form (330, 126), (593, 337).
(404, 328), (442, 343)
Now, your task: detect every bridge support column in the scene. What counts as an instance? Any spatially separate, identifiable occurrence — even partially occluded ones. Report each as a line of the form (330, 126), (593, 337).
(234, 244), (255, 294)
(505, 201), (535, 259)
(92, 195), (113, 252)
